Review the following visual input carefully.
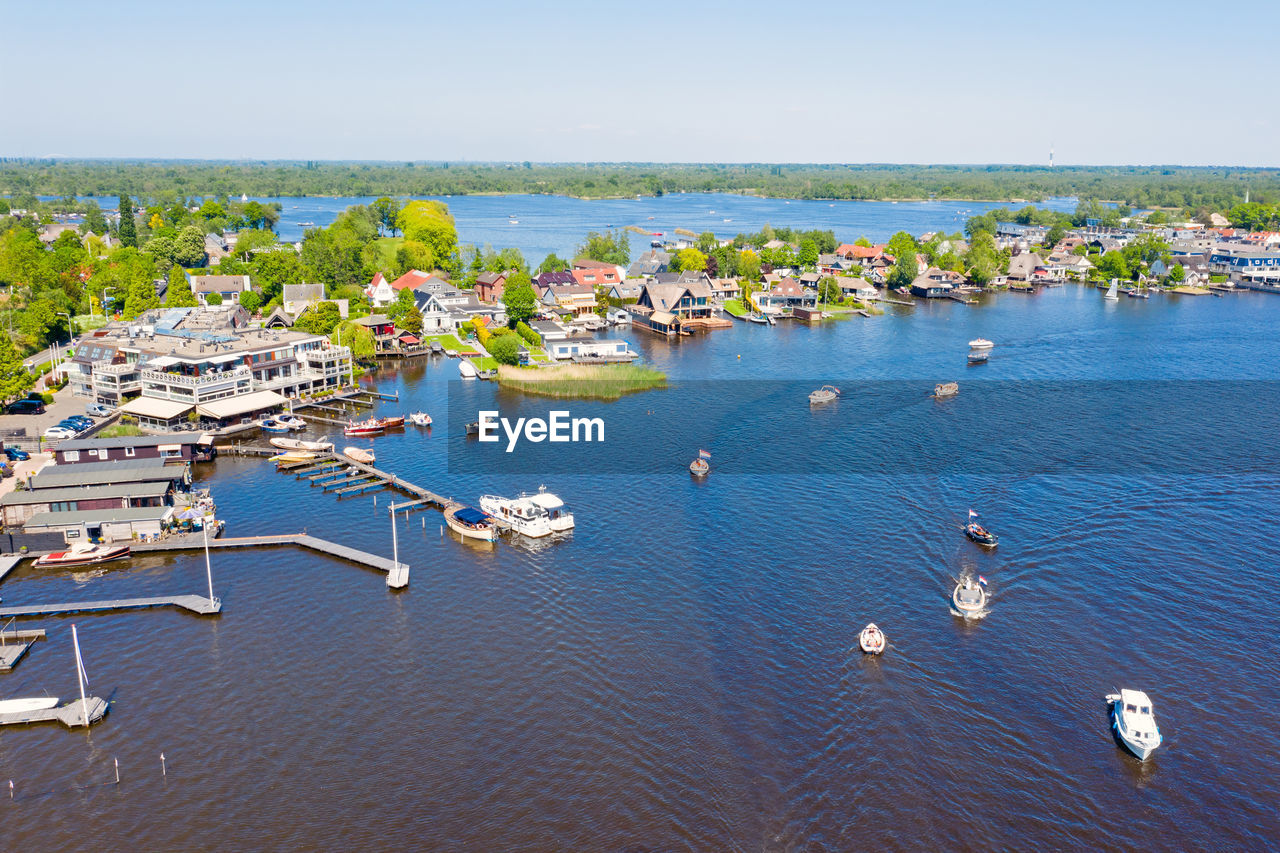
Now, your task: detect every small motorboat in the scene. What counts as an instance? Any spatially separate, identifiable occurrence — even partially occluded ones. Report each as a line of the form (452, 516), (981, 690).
(858, 623), (886, 655)
(968, 338), (994, 349)
(951, 576), (987, 618)
(967, 351), (989, 365)
(458, 360), (479, 380)
(933, 381), (959, 398)
(445, 504), (497, 541)
(964, 513), (998, 547)
(276, 414), (308, 430)
(747, 313), (769, 324)
(1126, 289), (1150, 299)
(809, 385), (841, 405)
(270, 450), (316, 465)
(344, 419), (384, 437)
(259, 418), (291, 433)
(0, 696), (60, 715)
(1107, 689), (1163, 760)
(523, 486), (574, 532)
(465, 421), (480, 436)
(689, 458), (709, 476)
(376, 415), (405, 429)
(409, 411), (432, 427)
(342, 446), (376, 464)
(270, 436), (334, 452)
(34, 542), (130, 568)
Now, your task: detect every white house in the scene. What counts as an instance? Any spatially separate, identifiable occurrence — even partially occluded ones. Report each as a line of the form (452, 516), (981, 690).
(365, 272), (396, 308)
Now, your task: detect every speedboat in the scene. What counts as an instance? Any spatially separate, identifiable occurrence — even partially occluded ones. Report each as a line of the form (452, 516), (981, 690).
(479, 494), (553, 538)
(375, 415), (405, 429)
(524, 486), (574, 532)
(0, 697), (59, 714)
(276, 414), (308, 430)
(809, 385), (841, 405)
(445, 504), (496, 541)
(1107, 689), (1163, 760)
(344, 419), (384, 437)
(269, 436), (334, 452)
(968, 338), (994, 349)
(259, 418), (291, 433)
(34, 542), (130, 568)
(964, 521), (998, 547)
(342, 447), (375, 464)
(409, 411), (432, 427)
(458, 360), (479, 380)
(859, 623), (886, 655)
(689, 458), (709, 476)
(967, 351), (989, 365)
(951, 576), (987, 617)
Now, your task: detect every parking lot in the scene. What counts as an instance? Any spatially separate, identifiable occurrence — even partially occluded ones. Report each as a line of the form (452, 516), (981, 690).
(0, 386), (109, 452)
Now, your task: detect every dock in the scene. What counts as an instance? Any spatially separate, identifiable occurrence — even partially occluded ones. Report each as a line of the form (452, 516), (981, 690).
(0, 554), (23, 584)
(0, 627), (46, 671)
(0, 594), (222, 619)
(0, 696), (109, 729)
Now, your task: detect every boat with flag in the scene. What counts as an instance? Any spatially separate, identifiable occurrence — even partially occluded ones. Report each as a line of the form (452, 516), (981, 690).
(951, 575), (988, 617)
(690, 448), (711, 476)
(964, 510), (998, 546)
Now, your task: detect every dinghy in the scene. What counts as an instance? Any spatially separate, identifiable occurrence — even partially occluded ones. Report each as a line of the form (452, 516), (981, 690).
(342, 447), (375, 464)
(859, 623), (886, 655)
(964, 510), (998, 547)
(269, 437), (334, 452)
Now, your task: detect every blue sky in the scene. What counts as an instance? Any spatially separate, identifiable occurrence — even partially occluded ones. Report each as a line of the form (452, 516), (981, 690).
(4, 0), (1276, 165)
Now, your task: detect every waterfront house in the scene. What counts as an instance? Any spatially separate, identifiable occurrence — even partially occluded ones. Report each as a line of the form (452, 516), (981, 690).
(834, 243), (886, 263)
(627, 250), (671, 278)
(474, 271), (508, 303)
(818, 254), (860, 276)
(190, 275), (252, 306)
(836, 276), (877, 302)
(28, 457), (190, 493)
(23, 505), (176, 544)
(710, 278), (741, 301)
(549, 339), (636, 362)
(571, 263), (623, 290)
(2, 481), (173, 529)
(909, 267), (960, 298)
(55, 435), (204, 466)
(1007, 253), (1045, 282)
(756, 278), (816, 312)
(529, 320), (572, 344)
(635, 280), (713, 320)
(608, 280), (644, 302)
(1045, 253), (1093, 279)
(352, 314), (397, 352)
(542, 282), (599, 318)
(1209, 244), (1280, 277)
(366, 272), (396, 307)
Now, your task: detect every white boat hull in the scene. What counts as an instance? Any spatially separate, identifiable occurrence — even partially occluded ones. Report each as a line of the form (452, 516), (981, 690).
(446, 517), (495, 541)
(859, 624), (886, 654)
(0, 697), (59, 714)
(479, 495), (553, 538)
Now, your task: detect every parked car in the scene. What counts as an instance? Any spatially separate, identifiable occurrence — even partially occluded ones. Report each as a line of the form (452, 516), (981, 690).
(5, 400), (46, 415)
(62, 416), (93, 429)
(3, 446), (31, 461)
(43, 426), (77, 440)
(85, 403), (114, 417)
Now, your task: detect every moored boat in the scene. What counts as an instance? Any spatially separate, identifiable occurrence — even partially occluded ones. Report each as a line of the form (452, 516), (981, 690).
(809, 385), (841, 405)
(859, 623), (886, 655)
(409, 411), (432, 426)
(344, 419), (384, 437)
(34, 542), (130, 568)
(458, 359), (479, 380)
(968, 338), (994, 349)
(0, 696), (60, 714)
(479, 494), (553, 538)
(270, 450), (316, 465)
(951, 575), (988, 617)
(524, 486), (574, 532)
(1107, 689), (1163, 760)
(1103, 279), (1120, 301)
(376, 415), (405, 429)
(259, 418), (291, 433)
(967, 351), (989, 365)
(342, 446), (375, 464)
(444, 504), (497, 541)
(269, 436), (334, 452)
(276, 414), (308, 430)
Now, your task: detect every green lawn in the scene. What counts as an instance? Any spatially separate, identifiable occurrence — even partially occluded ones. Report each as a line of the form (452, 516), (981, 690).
(473, 356), (498, 371)
(421, 333), (476, 354)
(372, 237), (404, 270)
(723, 299), (748, 317)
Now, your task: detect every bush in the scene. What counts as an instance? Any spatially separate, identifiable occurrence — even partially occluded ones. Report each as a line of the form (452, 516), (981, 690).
(488, 334), (521, 366)
(39, 392), (54, 405)
(516, 321), (540, 346)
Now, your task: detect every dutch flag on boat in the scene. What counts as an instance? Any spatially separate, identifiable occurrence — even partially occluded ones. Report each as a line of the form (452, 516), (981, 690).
(969, 509), (978, 519)
(699, 449), (712, 460)
(978, 575), (988, 586)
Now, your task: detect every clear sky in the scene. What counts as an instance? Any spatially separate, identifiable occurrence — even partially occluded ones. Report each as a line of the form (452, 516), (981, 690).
(4, 0), (1276, 166)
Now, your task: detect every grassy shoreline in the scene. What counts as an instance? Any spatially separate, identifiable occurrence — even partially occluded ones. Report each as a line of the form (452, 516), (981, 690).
(496, 364), (667, 401)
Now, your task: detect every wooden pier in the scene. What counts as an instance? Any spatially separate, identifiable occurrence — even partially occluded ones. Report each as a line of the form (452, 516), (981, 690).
(0, 627), (45, 671)
(0, 554), (23, 584)
(0, 696), (109, 729)
(0, 594), (222, 619)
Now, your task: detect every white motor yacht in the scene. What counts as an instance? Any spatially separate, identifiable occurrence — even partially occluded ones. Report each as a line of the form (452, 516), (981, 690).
(1107, 689), (1163, 760)
(523, 486), (575, 532)
(479, 494), (554, 538)
(951, 576), (987, 617)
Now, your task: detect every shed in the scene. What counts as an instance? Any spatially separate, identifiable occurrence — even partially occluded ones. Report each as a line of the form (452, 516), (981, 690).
(23, 506), (176, 544)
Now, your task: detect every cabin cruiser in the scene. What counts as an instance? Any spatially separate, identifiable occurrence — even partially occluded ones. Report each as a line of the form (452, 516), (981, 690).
(445, 505), (497, 542)
(1107, 689), (1163, 760)
(859, 623), (886, 655)
(479, 494), (553, 538)
(951, 576), (987, 617)
(809, 385), (841, 405)
(968, 338), (994, 349)
(34, 542), (130, 568)
(523, 486), (574, 532)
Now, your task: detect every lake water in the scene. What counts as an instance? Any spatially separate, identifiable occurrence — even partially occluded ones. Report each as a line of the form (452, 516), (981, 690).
(3, 287), (1278, 850)
(60, 192), (1078, 262)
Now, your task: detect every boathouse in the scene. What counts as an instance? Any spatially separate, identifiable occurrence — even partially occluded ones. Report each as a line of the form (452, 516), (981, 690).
(23, 505), (176, 544)
(55, 434), (205, 466)
(29, 458), (191, 493)
(1, 481), (173, 528)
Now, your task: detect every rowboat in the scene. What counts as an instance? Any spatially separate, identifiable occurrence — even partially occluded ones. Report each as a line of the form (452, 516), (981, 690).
(934, 381), (959, 398)
(444, 504), (496, 541)
(859, 623), (886, 655)
(269, 436), (334, 452)
(965, 521), (998, 547)
(689, 458), (709, 476)
(0, 697), (59, 714)
(342, 447), (375, 464)
(344, 419), (384, 437)
(34, 542), (130, 568)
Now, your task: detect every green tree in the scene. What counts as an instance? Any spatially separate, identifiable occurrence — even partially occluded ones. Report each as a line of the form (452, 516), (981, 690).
(165, 265), (198, 307)
(205, 291), (224, 306)
(964, 232), (1000, 286)
(173, 225), (207, 267)
(123, 277), (160, 318)
(739, 249), (761, 281)
(1169, 263), (1186, 283)
(387, 287), (416, 321)
(118, 194), (137, 247)
(232, 228), (277, 261)
(1094, 251), (1130, 281)
(818, 276), (841, 304)
(371, 197), (402, 236)
(0, 334), (34, 402)
(501, 271), (539, 325)
(887, 253), (918, 290)
(330, 320), (375, 358)
(854, 236), (873, 247)
(397, 200), (458, 268)
(675, 247), (707, 273)
(400, 304), (423, 335)
(576, 229), (630, 266)
(538, 253), (569, 274)
(1043, 223), (1067, 248)
(85, 204), (108, 235)
(488, 334), (521, 365)
(238, 290), (262, 314)
(296, 301), (342, 334)
(798, 238), (819, 267)
(395, 239), (435, 276)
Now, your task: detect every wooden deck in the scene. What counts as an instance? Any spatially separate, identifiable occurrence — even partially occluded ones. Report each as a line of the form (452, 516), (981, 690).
(0, 696), (109, 728)
(0, 595), (222, 619)
(0, 554), (23, 584)
(0, 627), (46, 672)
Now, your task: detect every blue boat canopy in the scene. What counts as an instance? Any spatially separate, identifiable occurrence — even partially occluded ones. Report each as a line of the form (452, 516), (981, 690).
(454, 507), (490, 525)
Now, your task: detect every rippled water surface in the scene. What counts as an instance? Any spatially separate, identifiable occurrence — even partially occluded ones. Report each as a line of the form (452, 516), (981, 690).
(3, 287), (1279, 850)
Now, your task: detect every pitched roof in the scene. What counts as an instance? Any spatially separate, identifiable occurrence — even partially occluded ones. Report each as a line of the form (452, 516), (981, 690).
(190, 275), (251, 294)
(389, 269), (435, 291)
(58, 434), (201, 451)
(572, 257), (618, 270)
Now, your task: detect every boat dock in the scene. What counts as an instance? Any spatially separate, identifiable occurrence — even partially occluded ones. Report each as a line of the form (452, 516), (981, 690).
(0, 626), (45, 671)
(0, 594), (222, 619)
(0, 554), (23, 584)
(0, 696), (109, 729)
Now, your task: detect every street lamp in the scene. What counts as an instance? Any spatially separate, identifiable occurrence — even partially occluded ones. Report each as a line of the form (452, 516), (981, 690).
(100, 287), (117, 319)
(53, 311), (73, 376)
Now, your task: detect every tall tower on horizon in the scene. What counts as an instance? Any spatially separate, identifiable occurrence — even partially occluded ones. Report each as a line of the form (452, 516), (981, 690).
(1049, 144), (1054, 169)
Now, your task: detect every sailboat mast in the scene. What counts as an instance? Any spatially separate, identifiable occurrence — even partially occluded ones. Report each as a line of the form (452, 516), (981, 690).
(71, 624), (89, 727)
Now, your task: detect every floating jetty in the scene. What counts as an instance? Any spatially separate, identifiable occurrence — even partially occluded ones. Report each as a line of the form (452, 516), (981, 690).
(0, 627), (45, 671)
(0, 595), (222, 619)
(0, 696), (109, 729)
(0, 554), (23, 584)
